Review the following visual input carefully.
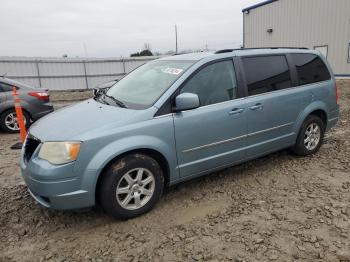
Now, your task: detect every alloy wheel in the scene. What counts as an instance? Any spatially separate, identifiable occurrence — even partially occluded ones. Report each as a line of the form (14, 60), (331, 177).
(4, 112), (26, 131)
(304, 123), (321, 151)
(116, 168), (155, 210)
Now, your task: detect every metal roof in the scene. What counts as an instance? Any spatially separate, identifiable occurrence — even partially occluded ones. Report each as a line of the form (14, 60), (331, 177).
(242, 0), (278, 12)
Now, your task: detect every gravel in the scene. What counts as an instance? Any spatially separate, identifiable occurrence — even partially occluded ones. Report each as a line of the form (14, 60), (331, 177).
(0, 81), (349, 261)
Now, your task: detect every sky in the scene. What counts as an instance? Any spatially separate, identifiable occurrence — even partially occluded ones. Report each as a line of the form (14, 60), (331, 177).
(0, 0), (261, 58)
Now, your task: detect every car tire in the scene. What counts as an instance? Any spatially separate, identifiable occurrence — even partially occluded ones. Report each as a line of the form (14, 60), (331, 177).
(292, 115), (325, 156)
(0, 109), (30, 134)
(98, 153), (164, 220)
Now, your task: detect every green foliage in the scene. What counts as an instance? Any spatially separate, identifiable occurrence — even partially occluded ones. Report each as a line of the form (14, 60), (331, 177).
(130, 50), (153, 57)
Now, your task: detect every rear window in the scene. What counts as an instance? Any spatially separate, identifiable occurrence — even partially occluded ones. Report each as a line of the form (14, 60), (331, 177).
(0, 82), (14, 92)
(241, 55), (292, 96)
(291, 54), (331, 85)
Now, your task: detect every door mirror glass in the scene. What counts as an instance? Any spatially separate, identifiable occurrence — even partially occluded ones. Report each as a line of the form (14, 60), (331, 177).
(174, 93), (199, 112)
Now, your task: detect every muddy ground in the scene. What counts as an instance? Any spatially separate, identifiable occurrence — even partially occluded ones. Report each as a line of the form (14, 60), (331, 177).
(0, 81), (349, 262)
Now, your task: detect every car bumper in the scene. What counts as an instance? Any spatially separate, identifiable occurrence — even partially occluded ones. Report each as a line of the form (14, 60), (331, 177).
(20, 155), (96, 210)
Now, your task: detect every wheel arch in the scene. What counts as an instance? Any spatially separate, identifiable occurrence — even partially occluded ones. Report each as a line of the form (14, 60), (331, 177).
(309, 109), (327, 127)
(95, 148), (171, 205)
(294, 102), (329, 136)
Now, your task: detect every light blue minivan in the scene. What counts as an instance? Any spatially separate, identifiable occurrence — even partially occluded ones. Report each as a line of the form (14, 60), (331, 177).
(21, 48), (339, 219)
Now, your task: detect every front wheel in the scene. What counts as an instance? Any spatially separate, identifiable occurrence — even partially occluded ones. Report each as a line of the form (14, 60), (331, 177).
(98, 154), (164, 219)
(292, 115), (325, 156)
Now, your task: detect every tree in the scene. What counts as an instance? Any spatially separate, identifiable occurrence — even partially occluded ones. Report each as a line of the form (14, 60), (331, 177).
(130, 49), (153, 57)
(130, 43), (153, 57)
(140, 50), (153, 56)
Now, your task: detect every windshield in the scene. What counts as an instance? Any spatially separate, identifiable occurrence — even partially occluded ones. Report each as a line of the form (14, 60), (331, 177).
(106, 60), (194, 109)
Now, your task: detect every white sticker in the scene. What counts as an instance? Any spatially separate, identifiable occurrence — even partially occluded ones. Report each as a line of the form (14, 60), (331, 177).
(162, 68), (183, 75)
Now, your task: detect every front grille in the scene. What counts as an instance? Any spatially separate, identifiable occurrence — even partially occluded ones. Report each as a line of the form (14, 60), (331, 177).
(24, 135), (41, 162)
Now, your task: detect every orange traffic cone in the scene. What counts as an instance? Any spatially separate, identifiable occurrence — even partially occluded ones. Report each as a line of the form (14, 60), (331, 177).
(10, 86), (27, 149)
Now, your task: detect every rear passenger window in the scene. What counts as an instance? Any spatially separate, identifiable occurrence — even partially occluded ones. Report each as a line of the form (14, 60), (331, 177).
(0, 83), (14, 92)
(242, 55), (292, 96)
(292, 54), (331, 85)
(181, 60), (237, 106)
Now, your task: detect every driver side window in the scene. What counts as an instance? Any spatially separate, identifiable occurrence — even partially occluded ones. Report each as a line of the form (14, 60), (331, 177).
(181, 60), (237, 106)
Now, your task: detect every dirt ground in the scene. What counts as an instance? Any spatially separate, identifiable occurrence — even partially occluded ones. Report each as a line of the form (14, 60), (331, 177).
(0, 81), (349, 262)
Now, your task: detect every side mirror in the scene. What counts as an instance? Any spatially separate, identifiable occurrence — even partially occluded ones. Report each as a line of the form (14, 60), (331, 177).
(173, 93), (200, 112)
(92, 87), (110, 97)
(92, 88), (102, 97)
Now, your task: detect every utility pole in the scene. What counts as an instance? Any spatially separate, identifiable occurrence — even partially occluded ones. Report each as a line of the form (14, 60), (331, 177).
(175, 24), (178, 54)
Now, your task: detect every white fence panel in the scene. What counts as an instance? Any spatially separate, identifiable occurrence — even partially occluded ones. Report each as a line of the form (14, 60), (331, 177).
(0, 61), (38, 77)
(0, 56), (157, 90)
(86, 61), (125, 75)
(39, 61), (85, 76)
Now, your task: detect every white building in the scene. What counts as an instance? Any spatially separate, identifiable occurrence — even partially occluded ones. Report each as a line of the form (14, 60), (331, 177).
(243, 0), (350, 77)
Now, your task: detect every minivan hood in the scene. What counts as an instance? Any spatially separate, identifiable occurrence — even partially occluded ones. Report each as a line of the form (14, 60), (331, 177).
(29, 99), (150, 141)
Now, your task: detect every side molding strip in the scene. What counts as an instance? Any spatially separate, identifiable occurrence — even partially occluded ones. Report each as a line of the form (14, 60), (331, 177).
(182, 122), (294, 153)
(247, 122), (294, 137)
(182, 134), (247, 153)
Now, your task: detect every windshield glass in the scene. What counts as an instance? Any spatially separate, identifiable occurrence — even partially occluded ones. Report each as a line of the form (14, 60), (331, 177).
(106, 60), (194, 109)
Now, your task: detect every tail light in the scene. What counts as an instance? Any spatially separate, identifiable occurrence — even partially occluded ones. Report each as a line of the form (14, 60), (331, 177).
(28, 91), (49, 101)
(335, 83), (339, 105)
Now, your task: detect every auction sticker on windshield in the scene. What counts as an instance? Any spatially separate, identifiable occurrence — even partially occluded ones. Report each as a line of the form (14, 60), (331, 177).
(162, 68), (183, 75)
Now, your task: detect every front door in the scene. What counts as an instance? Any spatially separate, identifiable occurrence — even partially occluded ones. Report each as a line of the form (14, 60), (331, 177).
(173, 59), (248, 178)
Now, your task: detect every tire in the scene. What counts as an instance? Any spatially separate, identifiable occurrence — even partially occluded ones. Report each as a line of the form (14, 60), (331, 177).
(0, 109), (30, 133)
(292, 115), (325, 156)
(98, 153), (164, 219)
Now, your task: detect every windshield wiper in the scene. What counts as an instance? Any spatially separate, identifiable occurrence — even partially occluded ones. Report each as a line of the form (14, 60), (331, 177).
(103, 94), (127, 108)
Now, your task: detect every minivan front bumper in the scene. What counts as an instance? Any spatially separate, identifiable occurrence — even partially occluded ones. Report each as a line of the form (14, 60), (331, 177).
(22, 171), (92, 210)
(20, 148), (96, 210)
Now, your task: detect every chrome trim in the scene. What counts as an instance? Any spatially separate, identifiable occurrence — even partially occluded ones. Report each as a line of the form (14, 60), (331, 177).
(194, 97), (246, 110)
(153, 113), (173, 119)
(247, 122), (294, 137)
(182, 122), (294, 153)
(243, 79), (332, 100)
(171, 97), (246, 115)
(182, 134), (247, 153)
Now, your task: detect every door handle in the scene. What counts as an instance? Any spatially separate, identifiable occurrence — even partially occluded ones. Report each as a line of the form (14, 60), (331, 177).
(250, 103), (263, 111)
(228, 108), (244, 115)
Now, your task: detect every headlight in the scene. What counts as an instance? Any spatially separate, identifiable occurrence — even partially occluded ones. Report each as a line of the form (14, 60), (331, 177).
(38, 142), (81, 165)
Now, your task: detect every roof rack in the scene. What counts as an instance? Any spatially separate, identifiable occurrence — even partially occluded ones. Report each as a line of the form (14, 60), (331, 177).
(215, 47), (308, 54)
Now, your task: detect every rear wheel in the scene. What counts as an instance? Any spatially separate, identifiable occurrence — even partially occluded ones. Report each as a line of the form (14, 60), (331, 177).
(292, 115), (325, 156)
(98, 154), (164, 219)
(0, 109), (30, 133)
